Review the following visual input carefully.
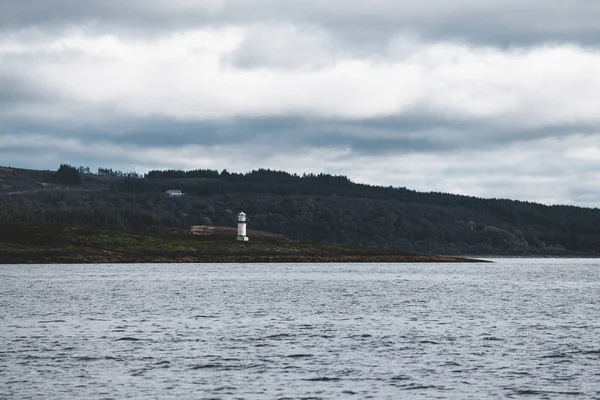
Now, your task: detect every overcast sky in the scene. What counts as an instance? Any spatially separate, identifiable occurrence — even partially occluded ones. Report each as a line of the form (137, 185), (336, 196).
(1, 1), (599, 207)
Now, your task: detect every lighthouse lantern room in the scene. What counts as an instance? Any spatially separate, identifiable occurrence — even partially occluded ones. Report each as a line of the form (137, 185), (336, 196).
(237, 212), (249, 241)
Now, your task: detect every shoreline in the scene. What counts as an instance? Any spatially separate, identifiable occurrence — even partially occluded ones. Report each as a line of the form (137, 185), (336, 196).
(0, 252), (487, 264)
(0, 223), (490, 264)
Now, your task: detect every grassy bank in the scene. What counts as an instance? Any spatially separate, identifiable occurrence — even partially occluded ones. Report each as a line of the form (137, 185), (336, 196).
(0, 223), (487, 264)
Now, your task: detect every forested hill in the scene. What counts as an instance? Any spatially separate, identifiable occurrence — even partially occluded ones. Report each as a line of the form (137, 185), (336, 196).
(1, 165), (599, 255)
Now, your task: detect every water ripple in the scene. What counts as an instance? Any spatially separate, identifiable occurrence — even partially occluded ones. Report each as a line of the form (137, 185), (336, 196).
(1, 259), (600, 399)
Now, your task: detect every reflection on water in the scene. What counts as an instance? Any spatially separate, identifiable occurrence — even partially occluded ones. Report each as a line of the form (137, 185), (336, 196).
(1, 259), (599, 399)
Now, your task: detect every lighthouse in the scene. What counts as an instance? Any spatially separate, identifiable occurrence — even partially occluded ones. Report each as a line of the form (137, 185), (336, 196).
(236, 212), (249, 241)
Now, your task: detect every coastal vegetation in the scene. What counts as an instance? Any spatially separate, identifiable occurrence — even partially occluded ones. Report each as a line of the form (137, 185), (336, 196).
(1, 165), (599, 256)
(0, 222), (479, 264)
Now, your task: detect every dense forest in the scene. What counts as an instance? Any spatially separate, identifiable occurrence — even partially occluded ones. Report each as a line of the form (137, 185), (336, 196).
(1, 164), (599, 255)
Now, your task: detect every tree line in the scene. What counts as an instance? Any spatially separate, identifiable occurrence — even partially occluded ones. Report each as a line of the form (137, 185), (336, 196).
(1, 164), (599, 255)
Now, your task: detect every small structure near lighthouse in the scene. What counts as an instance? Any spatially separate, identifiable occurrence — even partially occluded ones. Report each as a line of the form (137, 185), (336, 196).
(236, 212), (249, 241)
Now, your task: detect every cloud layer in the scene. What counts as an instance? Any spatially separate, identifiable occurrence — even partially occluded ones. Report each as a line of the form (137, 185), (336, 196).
(3, 1), (600, 45)
(1, 1), (599, 207)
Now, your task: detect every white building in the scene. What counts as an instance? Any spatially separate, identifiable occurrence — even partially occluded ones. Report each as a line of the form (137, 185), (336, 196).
(166, 190), (183, 197)
(237, 212), (249, 241)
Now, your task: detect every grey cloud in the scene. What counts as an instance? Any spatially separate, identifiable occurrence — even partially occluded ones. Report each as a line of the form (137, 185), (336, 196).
(296, 116), (598, 155)
(568, 187), (600, 205)
(0, 1), (164, 32)
(0, 113), (474, 153)
(1, 1), (600, 48)
(0, 143), (131, 173)
(0, 71), (49, 105)
(2, 104), (596, 157)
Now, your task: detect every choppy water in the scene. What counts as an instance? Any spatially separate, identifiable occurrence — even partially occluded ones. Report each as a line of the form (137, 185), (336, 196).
(1, 259), (600, 399)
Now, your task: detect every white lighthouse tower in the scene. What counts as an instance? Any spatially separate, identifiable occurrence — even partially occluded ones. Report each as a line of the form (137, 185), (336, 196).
(236, 212), (249, 241)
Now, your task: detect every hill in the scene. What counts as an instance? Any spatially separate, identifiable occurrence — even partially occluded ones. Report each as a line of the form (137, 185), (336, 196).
(1, 165), (599, 256)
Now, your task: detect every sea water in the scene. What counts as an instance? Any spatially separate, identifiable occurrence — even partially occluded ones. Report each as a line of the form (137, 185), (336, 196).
(1, 259), (599, 399)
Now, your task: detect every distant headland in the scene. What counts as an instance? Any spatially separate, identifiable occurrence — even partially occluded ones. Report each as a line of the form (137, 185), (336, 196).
(0, 164), (599, 257)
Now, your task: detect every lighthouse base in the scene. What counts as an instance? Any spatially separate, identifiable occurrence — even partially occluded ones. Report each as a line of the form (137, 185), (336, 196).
(236, 236), (249, 242)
